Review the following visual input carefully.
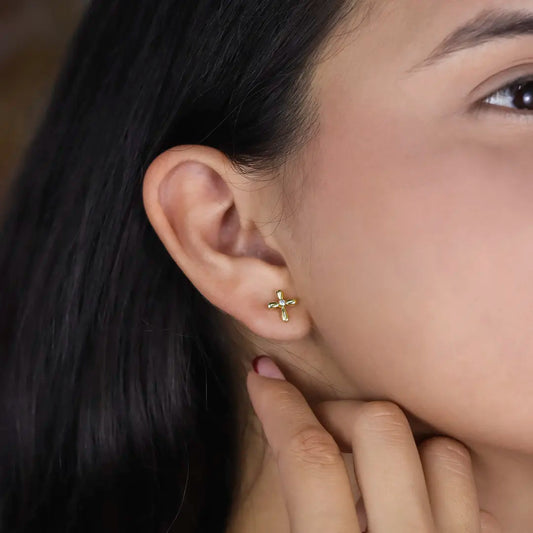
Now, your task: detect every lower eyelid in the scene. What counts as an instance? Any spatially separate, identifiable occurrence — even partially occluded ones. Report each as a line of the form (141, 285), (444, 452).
(471, 102), (533, 123)
(477, 78), (533, 119)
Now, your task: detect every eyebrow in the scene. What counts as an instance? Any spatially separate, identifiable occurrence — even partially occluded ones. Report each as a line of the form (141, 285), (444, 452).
(407, 8), (533, 73)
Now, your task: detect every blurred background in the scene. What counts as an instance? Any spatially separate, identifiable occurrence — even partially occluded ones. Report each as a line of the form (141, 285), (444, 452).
(0, 0), (87, 207)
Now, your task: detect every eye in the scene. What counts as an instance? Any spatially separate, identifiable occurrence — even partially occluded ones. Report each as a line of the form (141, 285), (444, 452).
(479, 75), (533, 115)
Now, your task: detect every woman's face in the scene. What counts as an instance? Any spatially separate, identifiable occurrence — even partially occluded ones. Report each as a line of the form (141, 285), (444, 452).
(265, 0), (533, 454)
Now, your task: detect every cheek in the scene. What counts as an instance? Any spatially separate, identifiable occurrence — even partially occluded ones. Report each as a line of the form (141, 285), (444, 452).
(296, 117), (533, 451)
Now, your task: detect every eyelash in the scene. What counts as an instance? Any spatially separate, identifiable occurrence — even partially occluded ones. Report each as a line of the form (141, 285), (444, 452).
(475, 74), (533, 120)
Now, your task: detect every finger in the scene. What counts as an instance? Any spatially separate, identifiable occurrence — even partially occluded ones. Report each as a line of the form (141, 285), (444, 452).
(479, 510), (502, 533)
(313, 400), (366, 452)
(313, 399), (438, 451)
(418, 437), (481, 532)
(246, 364), (361, 533)
(315, 400), (435, 532)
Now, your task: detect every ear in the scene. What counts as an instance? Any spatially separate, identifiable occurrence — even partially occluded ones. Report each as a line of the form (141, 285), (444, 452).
(142, 144), (311, 341)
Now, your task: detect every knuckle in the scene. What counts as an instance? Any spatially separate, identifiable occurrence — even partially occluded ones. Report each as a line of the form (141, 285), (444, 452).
(355, 401), (411, 442)
(266, 382), (305, 417)
(275, 388), (311, 421)
(274, 385), (299, 409)
(360, 400), (407, 421)
(287, 425), (342, 467)
(480, 510), (501, 533)
(419, 437), (472, 474)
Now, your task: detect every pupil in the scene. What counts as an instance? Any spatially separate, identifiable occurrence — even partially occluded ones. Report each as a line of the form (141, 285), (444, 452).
(513, 81), (533, 110)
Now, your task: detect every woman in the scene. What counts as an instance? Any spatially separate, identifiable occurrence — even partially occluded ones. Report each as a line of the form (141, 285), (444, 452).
(1, 0), (532, 531)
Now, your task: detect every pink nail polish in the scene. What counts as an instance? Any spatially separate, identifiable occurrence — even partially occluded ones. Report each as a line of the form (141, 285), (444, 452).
(252, 356), (286, 380)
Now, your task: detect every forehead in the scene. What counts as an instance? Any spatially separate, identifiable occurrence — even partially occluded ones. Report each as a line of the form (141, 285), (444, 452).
(313, 0), (533, 90)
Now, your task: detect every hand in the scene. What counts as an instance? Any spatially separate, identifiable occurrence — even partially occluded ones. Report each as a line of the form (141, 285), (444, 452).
(246, 356), (501, 533)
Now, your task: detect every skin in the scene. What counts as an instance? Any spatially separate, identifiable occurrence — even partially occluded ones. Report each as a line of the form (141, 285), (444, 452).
(142, 0), (533, 531)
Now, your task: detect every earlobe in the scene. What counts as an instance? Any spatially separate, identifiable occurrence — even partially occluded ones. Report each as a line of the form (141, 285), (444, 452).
(142, 145), (312, 342)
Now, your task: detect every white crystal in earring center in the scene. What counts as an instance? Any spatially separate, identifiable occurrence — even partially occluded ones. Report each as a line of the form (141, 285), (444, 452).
(267, 290), (297, 322)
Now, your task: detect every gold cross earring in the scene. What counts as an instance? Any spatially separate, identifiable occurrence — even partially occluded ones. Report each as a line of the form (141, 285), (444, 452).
(267, 289), (298, 322)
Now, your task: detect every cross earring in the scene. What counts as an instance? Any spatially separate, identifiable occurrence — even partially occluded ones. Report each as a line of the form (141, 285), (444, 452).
(267, 289), (298, 322)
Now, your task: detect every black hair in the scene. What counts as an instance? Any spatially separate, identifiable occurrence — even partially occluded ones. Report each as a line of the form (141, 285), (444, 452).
(0, 1), (371, 531)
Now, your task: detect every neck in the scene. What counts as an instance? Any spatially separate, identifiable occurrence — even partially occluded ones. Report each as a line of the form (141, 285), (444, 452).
(226, 408), (533, 533)
(470, 444), (533, 531)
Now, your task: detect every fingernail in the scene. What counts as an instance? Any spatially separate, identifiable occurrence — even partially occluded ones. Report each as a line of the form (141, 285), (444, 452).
(252, 356), (286, 380)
